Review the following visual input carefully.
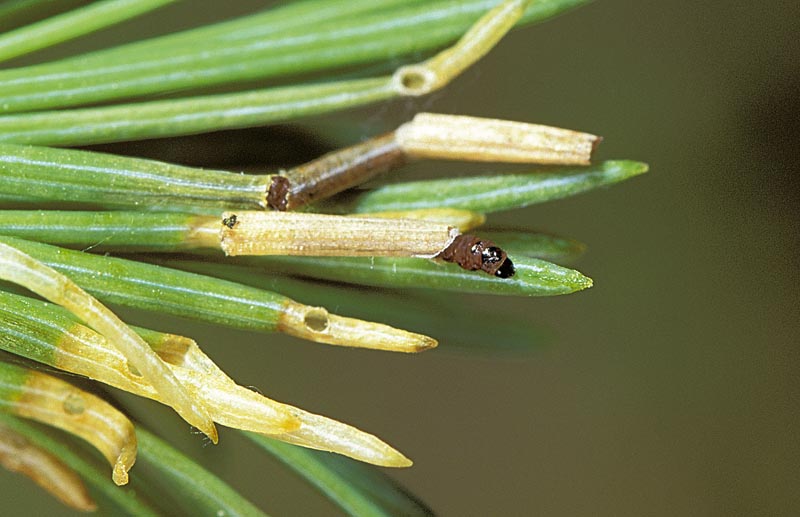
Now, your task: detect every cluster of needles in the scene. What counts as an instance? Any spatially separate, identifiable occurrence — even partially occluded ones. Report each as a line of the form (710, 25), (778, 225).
(0, 0), (609, 498)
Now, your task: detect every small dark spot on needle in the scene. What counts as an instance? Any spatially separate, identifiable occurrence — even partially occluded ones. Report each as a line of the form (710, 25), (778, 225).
(222, 214), (238, 228)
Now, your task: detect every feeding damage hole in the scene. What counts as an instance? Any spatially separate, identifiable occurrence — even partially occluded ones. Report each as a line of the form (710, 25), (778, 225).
(155, 340), (191, 367)
(400, 72), (426, 90)
(62, 392), (86, 415)
(303, 308), (330, 332)
(395, 66), (434, 95)
(125, 362), (142, 378)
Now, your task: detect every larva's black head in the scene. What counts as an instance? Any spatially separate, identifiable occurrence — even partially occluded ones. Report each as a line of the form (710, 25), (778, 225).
(477, 243), (514, 278)
(494, 258), (515, 279)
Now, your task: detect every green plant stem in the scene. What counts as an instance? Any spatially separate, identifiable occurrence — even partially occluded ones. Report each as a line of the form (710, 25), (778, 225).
(0, 0), (590, 113)
(327, 160), (649, 213)
(0, 143), (270, 211)
(236, 255), (592, 296)
(0, 0), (177, 64)
(0, 414), (158, 516)
(246, 433), (431, 517)
(0, 211), (201, 251)
(0, 77), (394, 146)
(135, 428), (269, 517)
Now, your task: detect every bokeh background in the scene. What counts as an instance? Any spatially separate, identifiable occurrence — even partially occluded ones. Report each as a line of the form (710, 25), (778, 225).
(0, 1), (798, 515)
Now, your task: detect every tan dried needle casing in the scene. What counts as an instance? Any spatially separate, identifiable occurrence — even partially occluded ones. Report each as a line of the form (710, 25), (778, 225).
(218, 211), (458, 258)
(397, 113), (600, 165)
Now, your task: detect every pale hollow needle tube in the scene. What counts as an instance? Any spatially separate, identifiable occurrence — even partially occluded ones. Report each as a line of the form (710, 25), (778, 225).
(0, 242), (218, 443)
(270, 112), (600, 210)
(392, 0), (531, 96)
(395, 113), (600, 165)
(213, 211), (459, 258)
(0, 0), (574, 146)
(199, 211), (517, 279)
(0, 104), (599, 212)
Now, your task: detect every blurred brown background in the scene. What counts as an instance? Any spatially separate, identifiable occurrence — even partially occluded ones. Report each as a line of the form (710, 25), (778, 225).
(0, 0), (798, 515)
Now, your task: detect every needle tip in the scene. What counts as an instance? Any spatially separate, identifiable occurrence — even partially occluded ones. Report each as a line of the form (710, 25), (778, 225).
(279, 301), (438, 353)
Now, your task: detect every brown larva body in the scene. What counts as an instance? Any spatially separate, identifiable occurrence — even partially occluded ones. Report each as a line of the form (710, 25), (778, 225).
(436, 234), (515, 278)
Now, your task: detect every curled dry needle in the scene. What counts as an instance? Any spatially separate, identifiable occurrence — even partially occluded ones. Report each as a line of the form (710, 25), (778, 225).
(195, 211), (516, 278)
(98, 329), (411, 467)
(0, 362), (136, 486)
(56, 325), (300, 436)
(0, 422), (96, 511)
(0, 291), (410, 467)
(0, 242), (218, 443)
